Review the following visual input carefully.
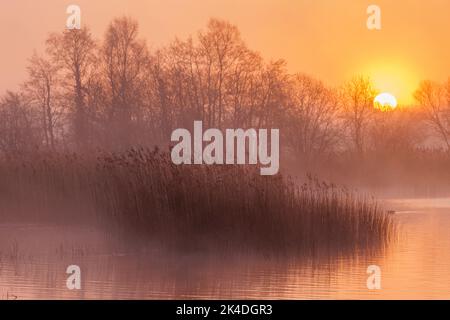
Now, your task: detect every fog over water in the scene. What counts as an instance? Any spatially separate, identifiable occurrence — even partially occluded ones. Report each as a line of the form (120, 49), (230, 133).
(0, 197), (448, 299)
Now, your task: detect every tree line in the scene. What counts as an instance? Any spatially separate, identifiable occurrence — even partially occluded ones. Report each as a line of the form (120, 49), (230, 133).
(1, 17), (449, 164)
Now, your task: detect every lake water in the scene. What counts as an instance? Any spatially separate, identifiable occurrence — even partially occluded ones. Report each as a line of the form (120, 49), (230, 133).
(1, 198), (450, 299)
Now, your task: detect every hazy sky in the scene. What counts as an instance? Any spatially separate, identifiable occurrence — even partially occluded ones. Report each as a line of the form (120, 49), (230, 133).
(1, 0), (449, 104)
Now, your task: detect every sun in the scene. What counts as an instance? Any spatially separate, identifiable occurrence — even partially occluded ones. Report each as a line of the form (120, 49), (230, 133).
(374, 92), (398, 111)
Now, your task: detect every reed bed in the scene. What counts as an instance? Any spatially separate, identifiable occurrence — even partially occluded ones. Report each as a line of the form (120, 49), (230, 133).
(0, 148), (395, 254)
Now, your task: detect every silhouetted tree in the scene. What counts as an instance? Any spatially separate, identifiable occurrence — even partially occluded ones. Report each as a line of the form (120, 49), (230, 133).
(46, 27), (96, 149)
(101, 17), (150, 147)
(414, 80), (450, 151)
(23, 52), (62, 149)
(286, 74), (341, 162)
(0, 92), (41, 154)
(340, 76), (377, 157)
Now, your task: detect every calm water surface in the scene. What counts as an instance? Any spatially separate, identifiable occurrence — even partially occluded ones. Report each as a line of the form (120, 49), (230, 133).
(1, 198), (450, 299)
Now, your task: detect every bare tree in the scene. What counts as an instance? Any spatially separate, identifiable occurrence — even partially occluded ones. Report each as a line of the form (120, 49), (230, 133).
(340, 76), (377, 156)
(46, 27), (96, 149)
(414, 80), (450, 151)
(287, 74), (341, 162)
(155, 19), (281, 133)
(226, 49), (264, 128)
(0, 92), (41, 154)
(101, 16), (150, 146)
(197, 19), (246, 128)
(23, 52), (62, 149)
(252, 60), (290, 129)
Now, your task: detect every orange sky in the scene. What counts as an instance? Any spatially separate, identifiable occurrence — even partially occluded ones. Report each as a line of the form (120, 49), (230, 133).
(1, 0), (449, 104)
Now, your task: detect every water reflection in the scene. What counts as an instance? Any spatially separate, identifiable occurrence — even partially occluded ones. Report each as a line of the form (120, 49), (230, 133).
(1, 198), (450, 299)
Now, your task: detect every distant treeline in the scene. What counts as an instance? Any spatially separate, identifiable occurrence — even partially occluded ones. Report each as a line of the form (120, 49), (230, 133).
(0, 17), (449, 170)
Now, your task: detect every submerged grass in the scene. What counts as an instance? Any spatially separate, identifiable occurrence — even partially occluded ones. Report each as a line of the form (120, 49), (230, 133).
(0, 148), (395, 255)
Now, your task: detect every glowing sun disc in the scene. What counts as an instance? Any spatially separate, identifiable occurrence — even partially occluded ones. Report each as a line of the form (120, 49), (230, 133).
(374, 93), (398, 110)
